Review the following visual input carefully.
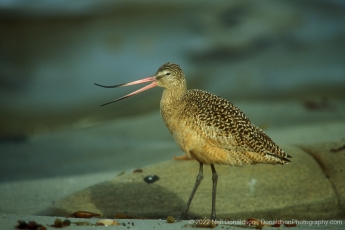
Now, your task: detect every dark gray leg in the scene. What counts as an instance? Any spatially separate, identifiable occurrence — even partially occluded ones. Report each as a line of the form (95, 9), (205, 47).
(210, 164), (218, 220)
(180, 162), (203, 220)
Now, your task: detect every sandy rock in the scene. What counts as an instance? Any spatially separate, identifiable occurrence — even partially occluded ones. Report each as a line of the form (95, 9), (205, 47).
(300, 140), (345, 213)
(49, 144), (342, 219)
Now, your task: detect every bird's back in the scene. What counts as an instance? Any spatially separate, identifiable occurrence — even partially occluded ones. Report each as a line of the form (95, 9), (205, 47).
(162, 89), (291, 165)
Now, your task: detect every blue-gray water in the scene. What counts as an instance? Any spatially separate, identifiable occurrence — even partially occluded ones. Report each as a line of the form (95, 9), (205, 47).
(1, 0), (345, 138)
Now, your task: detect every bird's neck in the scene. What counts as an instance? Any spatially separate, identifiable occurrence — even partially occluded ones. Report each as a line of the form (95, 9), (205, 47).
(160, 87), (186, 133)
(160, 86), (186, 121)
(161, 86), (186, 105)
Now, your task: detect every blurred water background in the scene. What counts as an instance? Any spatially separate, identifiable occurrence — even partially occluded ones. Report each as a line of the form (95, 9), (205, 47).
(0, 0), (345, 182)
(1, 0), (344, 137)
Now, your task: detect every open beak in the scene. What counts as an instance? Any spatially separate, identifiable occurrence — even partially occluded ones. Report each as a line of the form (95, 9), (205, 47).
(95, 76), (157, 106)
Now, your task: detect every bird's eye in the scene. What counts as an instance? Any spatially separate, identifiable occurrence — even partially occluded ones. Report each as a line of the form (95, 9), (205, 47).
(166, 72), (170, 76)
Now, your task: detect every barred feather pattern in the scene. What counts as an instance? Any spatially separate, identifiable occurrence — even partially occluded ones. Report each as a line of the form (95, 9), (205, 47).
(185, 90), (288, 160)
(158, 63), (291, 166)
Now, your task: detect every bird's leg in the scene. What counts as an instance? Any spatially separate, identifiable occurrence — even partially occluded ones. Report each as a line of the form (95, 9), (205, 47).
(210, 164), (218, 220)
(180, 162), (204, 220)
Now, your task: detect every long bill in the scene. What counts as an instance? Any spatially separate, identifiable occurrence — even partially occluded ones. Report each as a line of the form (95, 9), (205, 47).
(94, 76), (157, 106)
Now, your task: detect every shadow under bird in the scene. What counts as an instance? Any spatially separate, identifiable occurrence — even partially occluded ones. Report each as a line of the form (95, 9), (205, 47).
(95, 62), (292, 220)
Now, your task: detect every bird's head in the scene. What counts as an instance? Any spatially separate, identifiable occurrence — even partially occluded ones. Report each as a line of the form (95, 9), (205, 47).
(155, 62), (186, 90)
(95, 62), (186, 106)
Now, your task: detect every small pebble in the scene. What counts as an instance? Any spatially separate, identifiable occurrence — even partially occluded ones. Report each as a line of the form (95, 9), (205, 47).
(195, 219), (217, 228)
(143, 175), (159, 184)
(62, 219), (71, 226)
(74, 221), (94, 226)
(37, 225), (47, 230)
(16, 220), (28, 229)
(16, 220), (46, 230)
(166, 216), (175, 223)
(96, 219), (120, 226)
(67, 211), (101, 218)
(54, 219), (63, 228)
(27, 221), (39, 229)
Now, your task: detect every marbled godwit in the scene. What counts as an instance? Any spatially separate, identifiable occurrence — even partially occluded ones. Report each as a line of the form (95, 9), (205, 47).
(95, 62), (292, 220)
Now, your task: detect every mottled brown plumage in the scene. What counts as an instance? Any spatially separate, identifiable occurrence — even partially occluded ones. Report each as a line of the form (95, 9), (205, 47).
(158, 62), (290, 166)
(95, 62), (292, 220)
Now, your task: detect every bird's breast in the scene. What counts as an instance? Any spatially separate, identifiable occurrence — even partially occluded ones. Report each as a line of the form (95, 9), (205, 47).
(160, 98), (226, 164)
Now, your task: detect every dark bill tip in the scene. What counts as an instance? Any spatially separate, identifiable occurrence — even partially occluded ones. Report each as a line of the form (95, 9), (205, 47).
(94, 83), (126, 88)
(99, 95), (130, 106)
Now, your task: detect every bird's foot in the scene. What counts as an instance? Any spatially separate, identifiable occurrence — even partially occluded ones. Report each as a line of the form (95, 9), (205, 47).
(179, 211), (190, 220)
(210, 214), (216, 221)
(173, 154), (191, 161)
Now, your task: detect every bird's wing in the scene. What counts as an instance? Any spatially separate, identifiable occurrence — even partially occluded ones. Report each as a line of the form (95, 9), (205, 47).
(184, 89), (289, 161)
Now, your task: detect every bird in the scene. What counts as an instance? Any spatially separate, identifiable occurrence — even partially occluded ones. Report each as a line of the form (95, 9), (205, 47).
(95, 62), (292, 220)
